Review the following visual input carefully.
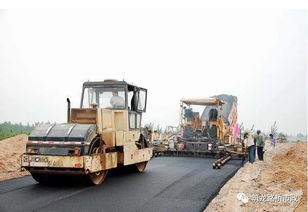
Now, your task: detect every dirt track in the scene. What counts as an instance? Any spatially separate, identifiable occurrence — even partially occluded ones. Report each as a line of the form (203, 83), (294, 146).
(205, 141), (307, 212)
(0, 134), (29, 181)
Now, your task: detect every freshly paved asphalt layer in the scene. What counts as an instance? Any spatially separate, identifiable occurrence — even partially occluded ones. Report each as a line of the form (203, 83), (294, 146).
(0, 157), (242, 212)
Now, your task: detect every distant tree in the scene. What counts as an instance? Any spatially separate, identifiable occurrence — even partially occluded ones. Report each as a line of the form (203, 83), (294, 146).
(270, 121), (278, 137)
(156, 125), (163, 134)
(0, 122), (34, 140)
(250, 124), (255, 133)
(240, 123), (255, 138)
(297, 133), (304, 138)
(278, 132), (287, 140)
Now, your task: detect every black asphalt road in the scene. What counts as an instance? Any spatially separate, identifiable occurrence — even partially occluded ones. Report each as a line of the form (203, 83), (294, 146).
(0, 157), (242, 212)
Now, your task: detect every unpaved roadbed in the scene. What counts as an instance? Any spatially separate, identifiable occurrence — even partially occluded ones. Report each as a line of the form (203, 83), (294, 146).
(0, 134), (29, 181)
(205, 142), (307, 212)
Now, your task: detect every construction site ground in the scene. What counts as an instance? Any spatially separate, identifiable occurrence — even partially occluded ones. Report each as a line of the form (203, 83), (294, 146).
(0, 135), (307, 212)
(0, 134), (29, 181)
(205, 140), (307, 212)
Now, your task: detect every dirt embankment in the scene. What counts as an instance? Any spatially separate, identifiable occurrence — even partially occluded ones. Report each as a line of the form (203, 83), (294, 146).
(0, 134), (30, 181)
(205, 141), (307, 212)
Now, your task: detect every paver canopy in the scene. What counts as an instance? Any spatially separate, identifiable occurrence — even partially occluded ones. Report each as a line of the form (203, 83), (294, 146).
(181, 98), (224, 106)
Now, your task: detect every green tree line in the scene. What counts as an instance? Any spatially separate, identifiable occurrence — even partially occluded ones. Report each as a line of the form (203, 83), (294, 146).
(0, 122), (34, 141)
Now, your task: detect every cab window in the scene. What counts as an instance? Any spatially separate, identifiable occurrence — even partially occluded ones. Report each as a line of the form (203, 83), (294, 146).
(129, 113), (136, 129)
(129, 112), (141, 129)
(82, 87), (126, 109)
(138, 90), (146, 111)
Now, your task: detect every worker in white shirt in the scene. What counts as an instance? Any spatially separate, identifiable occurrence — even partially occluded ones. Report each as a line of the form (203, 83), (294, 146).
(243, 132), (255, 164)
(110, 91), (125, 108)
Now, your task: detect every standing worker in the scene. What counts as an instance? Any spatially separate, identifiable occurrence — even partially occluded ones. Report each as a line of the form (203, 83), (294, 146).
(270, 134), (276, 147)
(244, 132), (255, 164)
(255, 130), (265, 161)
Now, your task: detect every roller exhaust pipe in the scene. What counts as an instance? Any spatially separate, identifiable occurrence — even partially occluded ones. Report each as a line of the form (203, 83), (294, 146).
(67, 98), (71, 123)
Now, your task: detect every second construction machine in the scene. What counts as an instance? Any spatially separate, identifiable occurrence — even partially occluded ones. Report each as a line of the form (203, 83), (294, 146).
(21, 79), (152, 185)
(159, 95), (245, 166)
